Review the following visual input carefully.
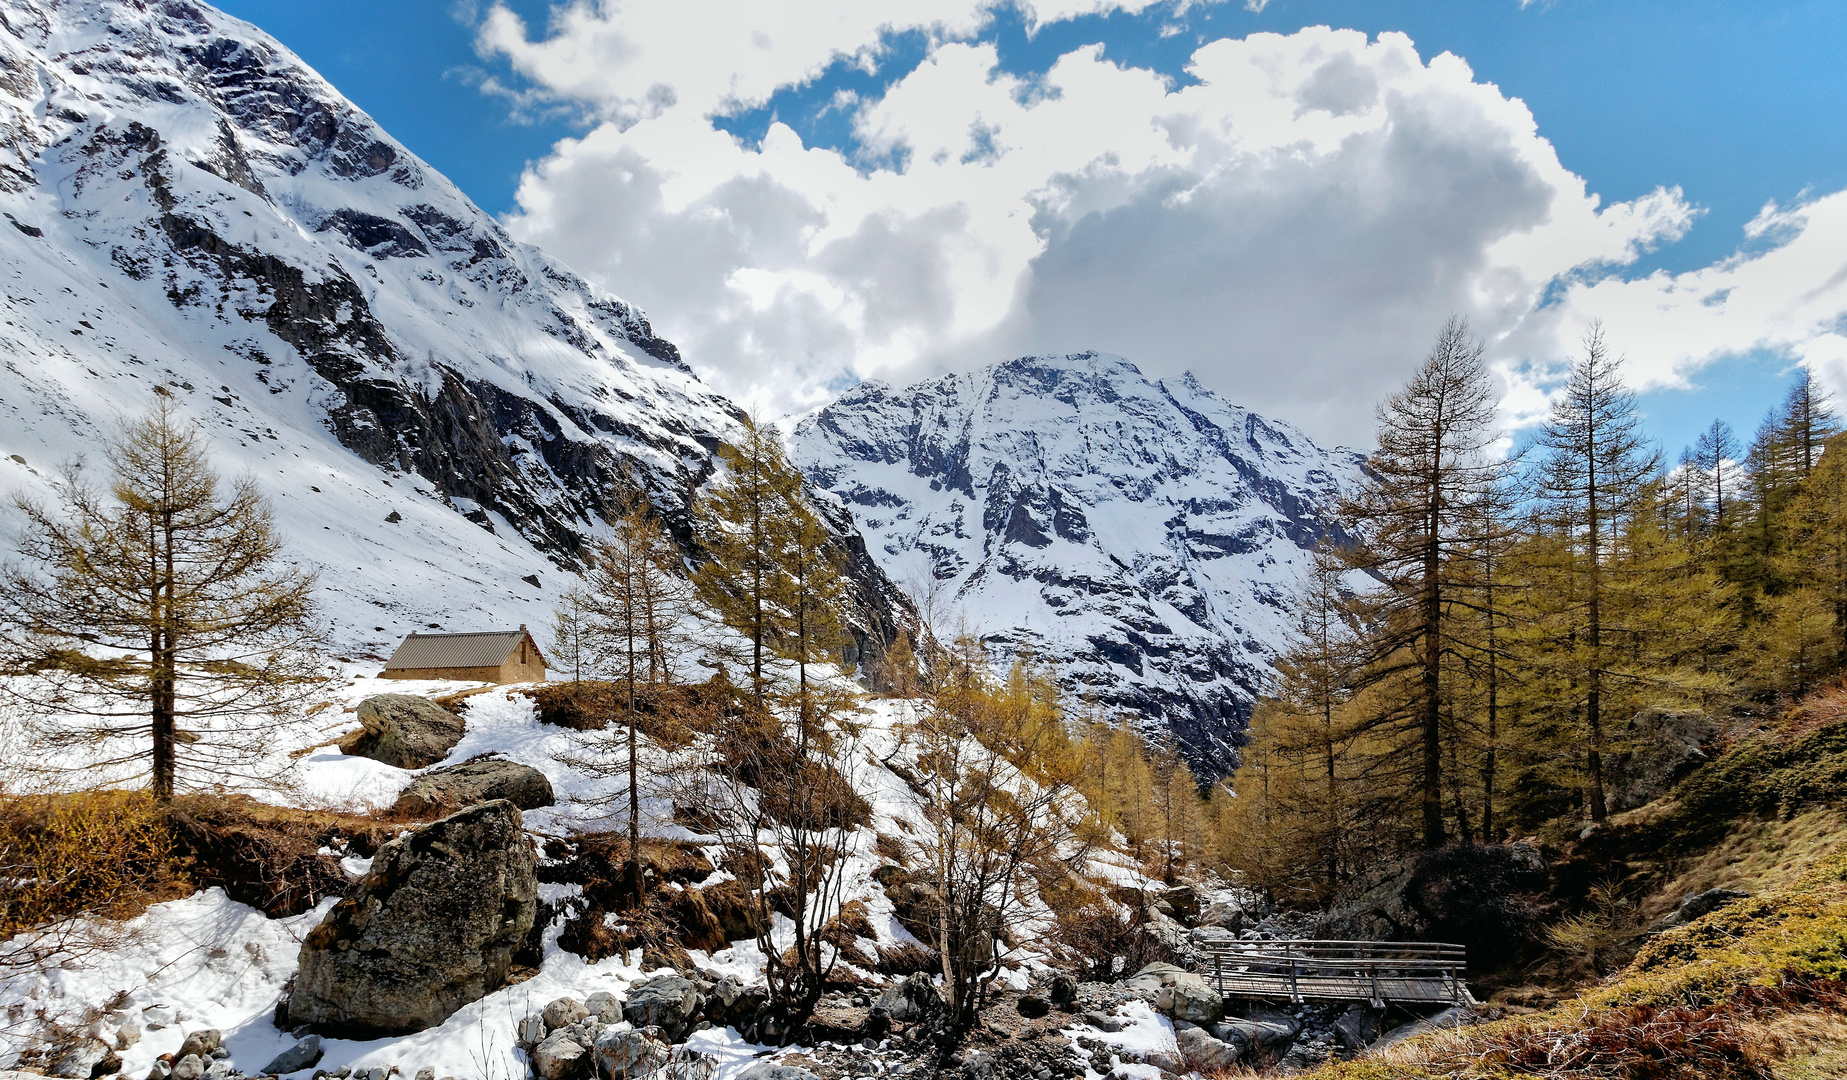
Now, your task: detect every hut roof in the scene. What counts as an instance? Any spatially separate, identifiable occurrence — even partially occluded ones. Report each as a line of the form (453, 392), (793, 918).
(384, 629), (534, 670)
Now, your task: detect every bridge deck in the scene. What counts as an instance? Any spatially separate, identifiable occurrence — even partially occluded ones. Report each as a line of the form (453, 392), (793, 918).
(1196, 940), (1476, 1008)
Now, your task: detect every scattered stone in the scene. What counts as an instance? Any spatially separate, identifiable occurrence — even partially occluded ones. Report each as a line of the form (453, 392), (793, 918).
(1016, 995), (1049, 1020)
(261, 1035), (325, 1076)
(112, 1020), (142, 1051)
(286, 801), (539, 1036)
(177, 1032), (223, 1062)
(146, 1060), (171, 1080)
(735, 1067), (820, 1080)
(1195, 901), (1245, 931)
(415, 1069), (434, 1080)
(1174, 1027), (1243, 1071)
(342, 695), (466, 769)
(170, 1056), (205, 1080)
(584, 992), (622, 1025)
(874, 973), (944, 1024)
(1078, 1011), (1122, 1034)
(517, 1015), (549, 1047)
(390, 759), (555, 818)
(592, 1029), (667, 1079)
(542, 998), (589, 1033)
(532, 1034), (587, 1080)
(622, 975), (704, 1042)
(47, 1038), (111, 1079)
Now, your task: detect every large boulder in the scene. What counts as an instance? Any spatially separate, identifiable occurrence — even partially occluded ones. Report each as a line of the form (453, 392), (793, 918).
(285, 801), (538, 1036)
(592, 1028), (668, 1078)
(1174, 1026), (1244, 1071)
(1121, 961), (1223, 1024)
(622, 974), (704, 1041)
(872, 972), (945, 1025)
(342, 694), (466, 769)
(1608, 707), (1719, 812)
(391, 758), (555, 817)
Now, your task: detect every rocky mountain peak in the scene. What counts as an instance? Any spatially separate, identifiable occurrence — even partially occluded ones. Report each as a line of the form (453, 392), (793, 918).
(793, 351), (1363, 773)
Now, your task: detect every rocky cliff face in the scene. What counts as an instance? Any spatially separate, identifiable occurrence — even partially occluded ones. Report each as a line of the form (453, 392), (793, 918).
(0, 0), (904, 656)
(791, 353), (1362, 773)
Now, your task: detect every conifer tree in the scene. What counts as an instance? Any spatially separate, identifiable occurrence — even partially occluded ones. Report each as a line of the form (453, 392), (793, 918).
(1341, 316), (1516, 849)
(1533, 323), (1660, 822)
(692, 415), (806, 705)
(0, 400), (325, 801)
(1693, 419), (1740, 532)
(579, 499), (691, 899)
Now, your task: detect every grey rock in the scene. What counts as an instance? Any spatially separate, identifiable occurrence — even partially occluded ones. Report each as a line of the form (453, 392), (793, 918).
(542, 998), (589, 1033)
(735, 1067), (820, 1080)
(1372, 1006), (1474, 1052)
(1214, 1015), (1297, 1054)
(146, 1061), (171, 1080)
(1159, 974), (1223, 1025)
(170, 1056), (206, 1080)
(261, 1035), (326, 1075)
(960, 1051), (995, 1080)
(202, 1061), (234, 1080)
(622, 975), (704, 1042)
(47, 1038), (111, 1079)
(1332, 1006), (1379, 1052)
(177, 1031), (224, 1061)
(391, 759), (555, 818)
(415, 1070), (434, 1080)
(1079, 1011), (1123, 1033)
(532, 1034), (587, 1080)
(584, 991), (623, 1024)
(872, 973), (943, 1025)
(1174, 1027), (1243, 1071)
(518, 1015), (550, 1047)
(286, 802), (539, 1036)
(1195, 902), (1244, 931)
(344, 695), (466, 770)
(112, 1020), (142, 1051)
(591, 1029), (667, 1079)
(1674, 888), (1750, 924)
(1607, 707), (1720, 812)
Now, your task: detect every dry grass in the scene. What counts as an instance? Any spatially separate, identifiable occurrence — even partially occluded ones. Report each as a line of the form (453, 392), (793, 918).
(166, 794), (398, 916)
(0, 790), (182, 966)
(1636, 807), (1847, 922)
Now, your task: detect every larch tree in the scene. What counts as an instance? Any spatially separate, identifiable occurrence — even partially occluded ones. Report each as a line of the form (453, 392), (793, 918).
(1533, 323), (1660, 822)
(1693, 419), (1740, 532)
(1341, 316), (1516, 850)
(692, 414), (805, 707)
(0, 399), (325, 801)
(577, 499), (691, 900)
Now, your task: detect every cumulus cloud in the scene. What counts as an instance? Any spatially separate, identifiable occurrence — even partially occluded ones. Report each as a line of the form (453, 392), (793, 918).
(480, 3), (1841, 442)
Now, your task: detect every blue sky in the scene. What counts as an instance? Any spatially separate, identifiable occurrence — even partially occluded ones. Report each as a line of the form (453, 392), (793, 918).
(215, 0), (1847, 454)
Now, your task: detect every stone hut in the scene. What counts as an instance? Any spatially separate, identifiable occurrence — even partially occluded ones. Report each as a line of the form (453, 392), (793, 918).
(380, 626), (547, 683)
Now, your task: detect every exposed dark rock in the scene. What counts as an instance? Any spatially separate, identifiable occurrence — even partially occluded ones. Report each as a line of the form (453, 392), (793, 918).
(286, 801), (538, 1037)
(390, 758), (554, 817)
(342, 695), (465, 770)
(622, 974), (704, 1042)
(259, 1035), (323, 1076)
(1608, 707), (1720, 812)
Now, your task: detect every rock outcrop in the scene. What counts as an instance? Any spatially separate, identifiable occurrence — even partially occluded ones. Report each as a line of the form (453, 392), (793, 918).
(286, 801), (538, 1036)
(342, 695), (466, 770)
(391, 757), (555, 817)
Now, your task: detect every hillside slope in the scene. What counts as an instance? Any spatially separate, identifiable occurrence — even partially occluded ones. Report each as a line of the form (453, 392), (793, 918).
(0, 0), (904, 656)
(791, 352), (1362, 772)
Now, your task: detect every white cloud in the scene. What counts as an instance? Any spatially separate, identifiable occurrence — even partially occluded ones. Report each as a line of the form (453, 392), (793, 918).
(1529, 192), (1847, 402)
(483, 6), (1827, 441)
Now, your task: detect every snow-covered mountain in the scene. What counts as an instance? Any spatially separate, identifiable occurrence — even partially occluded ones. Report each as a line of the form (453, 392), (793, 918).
(0, 0), (904, 659)
(791, 353), (1363, 773)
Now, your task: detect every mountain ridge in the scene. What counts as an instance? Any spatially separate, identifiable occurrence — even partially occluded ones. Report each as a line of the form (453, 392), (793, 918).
(0, 0), (906, 658)
(793, 351), (1363, 773)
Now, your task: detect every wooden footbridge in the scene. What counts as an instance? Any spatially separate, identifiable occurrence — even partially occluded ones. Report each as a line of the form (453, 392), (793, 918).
(1195, 940), (1476, 1008)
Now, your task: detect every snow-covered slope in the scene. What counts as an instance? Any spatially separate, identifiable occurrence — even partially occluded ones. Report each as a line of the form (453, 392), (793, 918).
(0, 0), (902, 658)
(791, 352), (1363, 773)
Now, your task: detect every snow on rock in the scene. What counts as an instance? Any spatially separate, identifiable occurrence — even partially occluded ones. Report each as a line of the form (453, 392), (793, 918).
(791, 352), (1363, 773)
(0, 0), (903, 658)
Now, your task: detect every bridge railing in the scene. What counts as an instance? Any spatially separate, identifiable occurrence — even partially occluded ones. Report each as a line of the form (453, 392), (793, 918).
(1195, 939), (1473, 1008)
